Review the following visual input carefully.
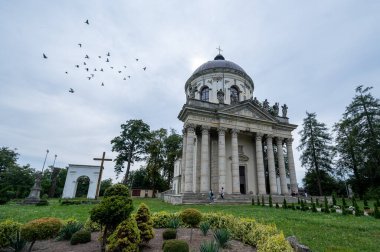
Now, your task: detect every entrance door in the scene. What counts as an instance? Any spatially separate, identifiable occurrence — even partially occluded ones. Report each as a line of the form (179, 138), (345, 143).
(239, 166), (246, 194)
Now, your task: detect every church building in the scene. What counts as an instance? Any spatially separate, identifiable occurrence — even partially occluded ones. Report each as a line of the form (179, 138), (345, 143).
(173, 53), (299, 198)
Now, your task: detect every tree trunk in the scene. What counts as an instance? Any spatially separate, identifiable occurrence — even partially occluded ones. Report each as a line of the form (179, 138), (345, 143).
(101, 226), (108, 252)
(122, 150), (134, 185)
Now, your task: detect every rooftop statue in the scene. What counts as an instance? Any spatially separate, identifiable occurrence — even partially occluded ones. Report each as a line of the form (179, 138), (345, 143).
(263, 99), (270, 110)
(282, 104), (288, 117)
(273, 102), (279, 116)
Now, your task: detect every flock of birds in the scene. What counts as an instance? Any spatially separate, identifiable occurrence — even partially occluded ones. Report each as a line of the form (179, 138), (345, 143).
(42, 19), (147, 94)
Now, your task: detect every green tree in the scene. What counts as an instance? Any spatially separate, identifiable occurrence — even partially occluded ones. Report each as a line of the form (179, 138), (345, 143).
(297, 112), (334, 196)
(303, 170), (344, 196)
(111, 119), (151, 184)
(99, 178), (113, 197)
(162, 129), (182, 184)
(335, 86), (380, 196)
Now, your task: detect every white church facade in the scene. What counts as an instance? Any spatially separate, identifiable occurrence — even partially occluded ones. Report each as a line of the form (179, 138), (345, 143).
(173, 54), (298, 197)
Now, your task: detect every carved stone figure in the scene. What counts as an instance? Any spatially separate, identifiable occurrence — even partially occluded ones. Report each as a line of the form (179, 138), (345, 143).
(282, 104), (288, 117)
(189, 86), (197, 99)
(273, 102), (279, 116)
(263, 99), (270, 110)
(217, 89), (224, 103)
(253, 97), (259, 104)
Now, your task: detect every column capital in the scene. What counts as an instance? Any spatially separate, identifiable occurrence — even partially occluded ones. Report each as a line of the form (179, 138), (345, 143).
(185, 123), (195, 132)
(231, 128), (239, 135)
(266, 134), (274, 139)
(256, 132), (264, 140)
(182, 128), (187, 135)
(201, 125), (210, 134)
(285, 138), (294, 145)
(218, 127), (227, 135)
(275, 137), (284, 144)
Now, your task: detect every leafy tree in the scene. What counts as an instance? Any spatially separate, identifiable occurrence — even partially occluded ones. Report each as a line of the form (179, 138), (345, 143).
(297, 112), (334, 196)
(162, 129), (182, 184)
(99, 178), (113, 197)
(75, 176), (90, 197)
(303, 169), (345, 196)
(0, 147), (18, 174)
(111, 119), (151, 184)
(335, 86), (380, 196)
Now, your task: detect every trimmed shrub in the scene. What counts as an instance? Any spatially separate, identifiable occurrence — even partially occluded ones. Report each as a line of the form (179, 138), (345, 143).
(200, 222), (210, 236)
(70, 230), (91, 245)
(214, 228), (230, 248)
(56, 221), (83, 241)
(180, 208), (202, 228)
(103, 183), (130, 197)
(244, 223), (278, 247)
(324, 196), (330, 214)
(261, 195), (265, 206)
(275, 203), (279, 208)
(162, 229), (177, 240)
(269, 195), (273, 207)
(373, 202), (380, 219)
(282, 199), (287, 209)
(151, 212), (179, 228)
(135, 203), (154, 244)
(200, 240), (219, 252)
(311, 202), (317, 212)
(0, 219), (22, 249)
(256, 196), (260, 206)
(354, 202), (363, 216)
(252, 197), (255, 205)
(21, 217), (62, 252)
(83, 218), (101, 232)
(332, 192), (337, 206)
(162, 239), (189, 252)
(107, 218), (141, 252)
(257, 232), (293, 252)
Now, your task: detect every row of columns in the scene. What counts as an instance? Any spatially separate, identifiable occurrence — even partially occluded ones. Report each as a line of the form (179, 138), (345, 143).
(182, 124), (298, 195)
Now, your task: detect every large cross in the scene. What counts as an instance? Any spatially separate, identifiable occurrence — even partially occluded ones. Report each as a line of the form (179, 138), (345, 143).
(216, 45), (223, 54)
(93, 152), (112, 199)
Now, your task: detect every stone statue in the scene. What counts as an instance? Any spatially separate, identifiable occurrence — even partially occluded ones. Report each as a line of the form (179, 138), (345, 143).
(263, 99), (270, 110)
(217, 89), (224, 103)
(281, 104), (288, 117)
(253, 97), (259, 104)
(273, 102), (279, 116)
(189, 86), (197, 99)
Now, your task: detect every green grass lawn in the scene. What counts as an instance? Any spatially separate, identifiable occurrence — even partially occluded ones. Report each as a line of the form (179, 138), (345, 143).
(1, 198), (379, 252)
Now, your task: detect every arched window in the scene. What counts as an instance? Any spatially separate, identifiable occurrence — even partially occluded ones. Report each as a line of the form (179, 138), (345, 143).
(230, 86), (239, 104)
(200, 87), (209, 101)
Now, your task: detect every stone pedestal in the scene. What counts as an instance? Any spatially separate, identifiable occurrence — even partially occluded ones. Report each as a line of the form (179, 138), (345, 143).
(23, 173), (42, 204)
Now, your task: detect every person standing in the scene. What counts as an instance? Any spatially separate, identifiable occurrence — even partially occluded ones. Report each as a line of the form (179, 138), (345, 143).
(220, 187), (225, 199)
(209, 189), (214, 203)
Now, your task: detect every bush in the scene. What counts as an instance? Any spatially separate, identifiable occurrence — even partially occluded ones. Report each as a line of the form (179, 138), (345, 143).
(282, 199), (287, 209)
(70, 230), (91, 245)
(180, 208), (202, 228)
(0, 219), (22, 249)
(36, 199), (49, 206)
(83, 218), (101, 232)
(152, 212), (180, 228)
(245, 223), (278, 247)
(162, 239), (189, 252)
(162, 229), (177, 240)
(135, 203), (154, 244)
(168, 217), (180, 229)
(200, 222), (210, 236)
(214, 228), (230, 248)
(257, 232), (293, 252)
(200, 240), (219, 252)
(275, 203), (279, 208)
(269, 195), (273, 207)
(252, 198), (255, 205)
(261, 195), (265, 206)
(374, 202), (380, 219)
(103, 183), (129, 197)
(107, 218), (141, 252)
(21, 217), (62, 252)
(56, 221), (83, 241)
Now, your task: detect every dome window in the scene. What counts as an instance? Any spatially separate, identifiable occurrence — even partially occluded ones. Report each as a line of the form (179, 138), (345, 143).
(200, 87), (209, 101)
(230, 86), (239, 104)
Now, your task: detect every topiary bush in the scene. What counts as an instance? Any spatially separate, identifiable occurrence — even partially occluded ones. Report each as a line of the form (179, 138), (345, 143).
(257, 231), (293, 252)
(135, 203), (154, 244)
(107, 218), (141, 252)
(83, 218), (101, 232)
(282, 199), (287, 209)
(70, 229), (91, 245)
(151, 212), (180, 228)
(162, 228), (177, 240)
(168, 217), (180, 229)
(103, 183), (130, 197)
(180, 208), (202, 228)
(162, 239), (189, 252)
(21, 217), (62, 252)
(0, 219), (23, 249)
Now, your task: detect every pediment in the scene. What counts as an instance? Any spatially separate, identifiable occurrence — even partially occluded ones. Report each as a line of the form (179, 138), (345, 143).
(218, 101), (276, 122)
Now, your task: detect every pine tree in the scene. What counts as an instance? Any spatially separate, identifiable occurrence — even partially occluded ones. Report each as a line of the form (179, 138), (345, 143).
(261, 195), (265, 207)
(298, 112), (334, 196)
(252, 197), (255, 205)
(282, 198), (287, 209)
(324, 196), (330, 213)
(256, 196), (260, 206)
(135, 203), (154, 244)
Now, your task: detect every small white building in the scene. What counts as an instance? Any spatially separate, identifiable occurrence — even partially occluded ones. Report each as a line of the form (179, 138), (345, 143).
(62, 164), (100, 199)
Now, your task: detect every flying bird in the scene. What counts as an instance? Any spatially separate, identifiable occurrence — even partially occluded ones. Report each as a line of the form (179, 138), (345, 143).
(101, 82), (104, 86)
(100, 68), (103, 71)
(91, 74), (94, 77)
(69, 88), (74, 93)
(136, 58), (139, 61)
(118, 71), (121, 73)
(124, 66), (127, 68)
(87, 77), (91, 80)
(98, 56), (101, 58)
(78, 43), (82, 47)
(85, 55), (89, 59)
(85, 68), (89, 71)
(128, 75), (131, 78)
(107, 52), (110, 56)
(106, 58), (109, 62)
(84, 62), (87, 65)
(65, 71), (68, 74)
(94, 68), (97, 71)
(75, 65), (79, 68)
(43, 53), (48, 59)
(143, 67), (146, 71)
(123, 77), (126, 80)
(85, 19), (89, 25)
(110, 66), (114, 69)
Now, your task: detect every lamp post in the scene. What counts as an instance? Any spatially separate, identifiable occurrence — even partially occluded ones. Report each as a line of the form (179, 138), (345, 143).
(41, 149), (49, 173)
(52, 154), (57, 168)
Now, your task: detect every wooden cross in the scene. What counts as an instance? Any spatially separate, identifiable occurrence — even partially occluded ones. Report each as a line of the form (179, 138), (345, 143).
(216, 45), (223, 54)
(93, 152), (112, 199)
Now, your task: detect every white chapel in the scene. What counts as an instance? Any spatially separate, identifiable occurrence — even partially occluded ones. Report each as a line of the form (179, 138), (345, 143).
(172, 53), (299, 198)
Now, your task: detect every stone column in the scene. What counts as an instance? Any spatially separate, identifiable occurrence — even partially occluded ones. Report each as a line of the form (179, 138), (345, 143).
(184, 124), (195, 192)
(180, 128), (187, 193)
(266, 135), (278, 195)
(276, 137), (288, 195)
(200, 126), (210, 193)
(218, 127), (227, 192)
(231, 129), (240, 194)
(256, 133), (266, 195)
(286, 138), (298, 194)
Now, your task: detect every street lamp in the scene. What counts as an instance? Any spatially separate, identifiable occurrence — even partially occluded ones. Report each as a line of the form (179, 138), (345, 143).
(52, 154), (57, 168)
(41, 149), (49, 173)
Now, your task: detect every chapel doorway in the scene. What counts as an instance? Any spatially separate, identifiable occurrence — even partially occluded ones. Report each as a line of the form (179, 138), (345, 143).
(239, 166), (246, 194)
(75, 176), (90, 198)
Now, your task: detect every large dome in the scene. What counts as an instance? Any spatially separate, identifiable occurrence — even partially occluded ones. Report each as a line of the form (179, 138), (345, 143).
(185, 54), (253, 89)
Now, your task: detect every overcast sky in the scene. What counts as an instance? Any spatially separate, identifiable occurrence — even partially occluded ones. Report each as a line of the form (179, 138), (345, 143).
(1, 1), (379, 186)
